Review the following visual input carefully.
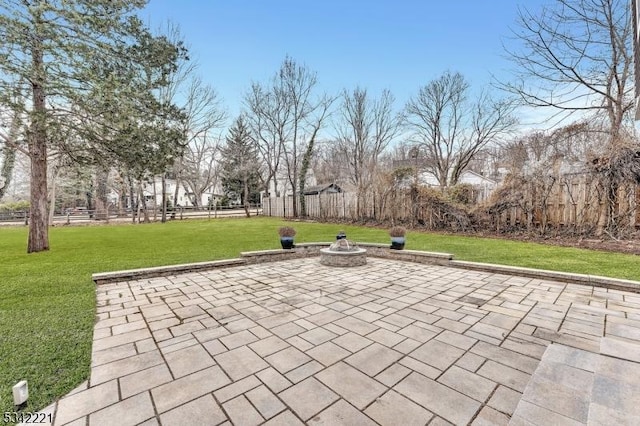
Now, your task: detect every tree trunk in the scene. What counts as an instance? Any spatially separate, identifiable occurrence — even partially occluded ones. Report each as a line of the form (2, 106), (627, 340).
(118, 175), (127, 216)
(291, 191), (298, 217)
(28, 138), (48, 253)
(94, 167), (109, 220)
(243, 177), (250, 218)
(161, 173), (167, 223)
(172, 173), (180, 219)
(27, 30), (49, 253)
(48, 166), (58, 226)
(0, 112), (19, 202)
(128, 174), (136, 223)
(595, 195), (608, 237)
(298, 135), (316, 217)
(152, 177), (158, 221)
(138, 181), (149, 223)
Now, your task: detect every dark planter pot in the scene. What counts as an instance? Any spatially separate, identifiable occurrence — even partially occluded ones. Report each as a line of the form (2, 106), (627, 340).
(390, 237), (405, 250)
(280, 237), (295, 249)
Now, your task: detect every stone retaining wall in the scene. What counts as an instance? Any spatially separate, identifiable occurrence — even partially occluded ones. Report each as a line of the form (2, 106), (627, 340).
(91, 242), (640, 293)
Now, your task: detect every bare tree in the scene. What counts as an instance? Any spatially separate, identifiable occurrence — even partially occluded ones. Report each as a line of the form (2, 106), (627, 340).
(406, 71), (516, 188)
(503, 0), (635, 236)
(153, 24), (226, 219)
(503, 0), (633, 136)
(298, 97), (333, 217)
(335, 87), (401, 217)
(169, 75), (225, 212)
(278, 57), (316, 217)
(312, 140), (348, 185)
(180, 131), (221, 209)
(245, 57), (330, 217)
(244, 82), (286, 197)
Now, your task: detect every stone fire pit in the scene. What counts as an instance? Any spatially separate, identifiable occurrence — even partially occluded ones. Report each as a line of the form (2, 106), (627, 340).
(319, 239), (367, 267)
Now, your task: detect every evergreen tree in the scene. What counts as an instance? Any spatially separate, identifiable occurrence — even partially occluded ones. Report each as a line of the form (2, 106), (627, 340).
(220, 116), (262, 217)
(0, 0), (185, 252)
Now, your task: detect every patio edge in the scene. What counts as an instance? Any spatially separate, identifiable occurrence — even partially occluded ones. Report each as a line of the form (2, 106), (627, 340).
(91, 243), (640, 292)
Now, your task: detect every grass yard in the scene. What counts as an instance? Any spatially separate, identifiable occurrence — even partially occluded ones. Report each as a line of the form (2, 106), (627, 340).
(1, 216), (639, 415)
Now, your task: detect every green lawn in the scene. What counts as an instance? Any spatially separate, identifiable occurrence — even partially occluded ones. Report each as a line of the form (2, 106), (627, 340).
(1, 216), (639, 415)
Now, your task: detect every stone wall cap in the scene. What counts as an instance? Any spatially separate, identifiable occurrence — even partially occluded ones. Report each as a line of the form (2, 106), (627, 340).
(92, 258), (245, 284)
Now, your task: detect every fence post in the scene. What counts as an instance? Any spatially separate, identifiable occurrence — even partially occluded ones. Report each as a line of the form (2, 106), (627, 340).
(342, 192), (346, 218)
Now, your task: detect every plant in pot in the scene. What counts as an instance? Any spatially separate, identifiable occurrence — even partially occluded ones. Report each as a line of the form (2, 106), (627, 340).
(389, 226), (406, 250)
(278, 226), (297, 249)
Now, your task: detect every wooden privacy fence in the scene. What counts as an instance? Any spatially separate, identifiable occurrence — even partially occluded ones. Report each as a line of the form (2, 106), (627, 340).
(264, 178), (640, 232)
(263, 192), (351, 219)
(263, 191), (463, 223)
(495, 179), (640, 231)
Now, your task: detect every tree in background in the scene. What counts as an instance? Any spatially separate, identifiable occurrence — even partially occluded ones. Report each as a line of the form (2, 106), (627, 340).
(405, 71), (516, 188)
(154, 24), (226, 217)
(503, 0), (635, 236)
(245, 57), (332, 216)
(0, 105), (21, 202)
(78, 29), (187, 223)
(244, 82), (285, 198)
(0, 0), (186, 251)
(176, 78), (226, 211)
(220, 116), (262, 217)
(335, 87), (401, 217)
(504, 0), (633, 136)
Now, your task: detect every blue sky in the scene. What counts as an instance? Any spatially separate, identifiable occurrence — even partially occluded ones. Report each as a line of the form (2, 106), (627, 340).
(141, 0), (549, 120)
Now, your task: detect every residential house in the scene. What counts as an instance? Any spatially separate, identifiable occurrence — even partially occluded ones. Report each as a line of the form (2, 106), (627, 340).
(419, 170), (498, 203)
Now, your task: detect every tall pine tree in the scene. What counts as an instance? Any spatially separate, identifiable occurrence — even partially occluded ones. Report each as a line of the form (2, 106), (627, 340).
(0, 0), (185, 252)
(220, 115), (262, 217)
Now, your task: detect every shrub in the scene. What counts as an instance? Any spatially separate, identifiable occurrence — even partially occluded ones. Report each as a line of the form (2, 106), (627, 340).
(446, 184), (475, 205)
(278, 226), (296, 237)
(389, 226), (406, 237)
(0, 200), (30, 212)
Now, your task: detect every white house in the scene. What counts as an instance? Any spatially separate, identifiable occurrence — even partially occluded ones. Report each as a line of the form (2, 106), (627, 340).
(108, 176), (223, 209)
(418, 169), (498, 202)
(142, 177), (223, 208)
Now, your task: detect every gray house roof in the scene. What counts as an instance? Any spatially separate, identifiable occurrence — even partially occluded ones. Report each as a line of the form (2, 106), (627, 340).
(303, 183), (343, 195)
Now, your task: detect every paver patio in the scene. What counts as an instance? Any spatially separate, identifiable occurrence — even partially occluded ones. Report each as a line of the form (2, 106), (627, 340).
(41, 257), (640, 425)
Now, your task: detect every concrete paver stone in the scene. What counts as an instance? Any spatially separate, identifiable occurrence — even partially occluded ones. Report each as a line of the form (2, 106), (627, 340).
(222, 395), (264, 426)
(278, 377), (339, 420)
(315, 362), (387, 409)
(214, 346), (268, 381)
(40, 257), (640, 425)
(159, 394), (227, 426)
(245, 385), (287, 420)
(364, 389), (434, 426)
(345, 342), (403, 376)
(265, 346), (312, 374)
(395, 372), (482, 425)
(88, 392), (155, 426)
(151, 365), (230, 414)
(309, 399), (377, 425)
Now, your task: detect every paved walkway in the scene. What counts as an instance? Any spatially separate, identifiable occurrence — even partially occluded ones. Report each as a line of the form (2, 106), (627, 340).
(43, 258), (640, 425)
